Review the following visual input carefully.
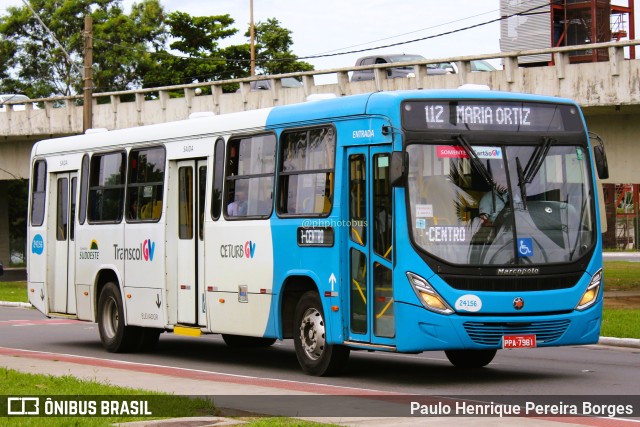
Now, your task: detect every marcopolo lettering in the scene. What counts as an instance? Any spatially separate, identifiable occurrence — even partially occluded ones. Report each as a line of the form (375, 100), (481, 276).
(497, 268), (540, 276)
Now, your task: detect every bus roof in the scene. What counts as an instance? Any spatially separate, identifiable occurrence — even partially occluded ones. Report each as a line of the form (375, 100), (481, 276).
(31, 89), (580, 158)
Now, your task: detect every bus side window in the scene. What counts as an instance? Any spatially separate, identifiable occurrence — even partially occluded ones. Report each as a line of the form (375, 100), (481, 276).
(224, 133), (276, 219)
(78, 155), (89, 225)
(211, 138), (225, 220)
(277, 126), (335, 216)
(126, 146), (165, 222)
(88, 151), (126, 223)
(30, 159), (47, 226)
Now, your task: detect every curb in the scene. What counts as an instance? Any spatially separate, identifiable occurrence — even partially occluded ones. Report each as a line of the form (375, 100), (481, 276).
(598, 336), (640, 349)
(1, 300), (639, 348)
(0, 301), (32, 309)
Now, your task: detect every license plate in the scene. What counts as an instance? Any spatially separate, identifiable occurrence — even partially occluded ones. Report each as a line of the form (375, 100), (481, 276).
(503, 334), (537, 349)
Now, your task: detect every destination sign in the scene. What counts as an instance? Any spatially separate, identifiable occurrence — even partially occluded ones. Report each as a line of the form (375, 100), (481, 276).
(402, 101), (583, 132)
(297, 227), (335, 247)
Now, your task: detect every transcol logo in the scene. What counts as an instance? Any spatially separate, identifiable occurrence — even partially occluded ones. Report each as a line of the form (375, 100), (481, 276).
(113, 239), (156, 261)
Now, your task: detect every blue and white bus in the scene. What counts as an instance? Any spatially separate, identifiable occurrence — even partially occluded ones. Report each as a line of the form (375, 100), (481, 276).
(27, 89), (608, 375)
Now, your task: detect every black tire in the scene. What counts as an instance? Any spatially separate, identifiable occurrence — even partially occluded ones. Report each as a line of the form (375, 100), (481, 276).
(137, 328), (162, 352)
(293, 291), (349, 376)
(445, 349), (497, 368)
(222, 334), (276, 348)
(97, 282), (141, 353)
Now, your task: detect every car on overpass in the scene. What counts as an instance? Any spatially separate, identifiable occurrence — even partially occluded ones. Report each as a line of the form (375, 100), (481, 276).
(350, 54), (447, 82)
(0, 94), (35, 112)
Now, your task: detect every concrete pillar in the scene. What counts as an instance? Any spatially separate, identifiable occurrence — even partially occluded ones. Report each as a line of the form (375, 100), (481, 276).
(0, 181), (9, 266)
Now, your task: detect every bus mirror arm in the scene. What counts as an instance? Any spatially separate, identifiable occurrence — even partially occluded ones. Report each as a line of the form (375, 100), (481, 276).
(390, 151), (407, 187)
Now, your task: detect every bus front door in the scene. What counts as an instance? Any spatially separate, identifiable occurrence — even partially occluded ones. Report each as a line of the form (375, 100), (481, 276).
(48, 172), (77, 314)
(175, 159), (207, 326)
(345, 146), (395, 346)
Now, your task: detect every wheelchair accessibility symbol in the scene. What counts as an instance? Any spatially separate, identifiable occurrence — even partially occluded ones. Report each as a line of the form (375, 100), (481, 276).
(518, 238), (533, 257)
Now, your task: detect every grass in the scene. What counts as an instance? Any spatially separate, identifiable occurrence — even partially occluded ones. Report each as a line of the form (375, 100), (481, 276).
(0, 368), (331, 426)
(602, 261), (640, 290)
(600, 308), (640, 339)
(0, 281), (27, 303)
(0, 367), (216, 426)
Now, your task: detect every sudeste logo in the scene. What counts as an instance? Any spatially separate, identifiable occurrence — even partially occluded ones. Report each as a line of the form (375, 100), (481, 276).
(113, 239), (156, 261)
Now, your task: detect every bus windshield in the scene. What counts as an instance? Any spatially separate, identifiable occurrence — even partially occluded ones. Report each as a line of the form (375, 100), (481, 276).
(407, 142), (596, 265)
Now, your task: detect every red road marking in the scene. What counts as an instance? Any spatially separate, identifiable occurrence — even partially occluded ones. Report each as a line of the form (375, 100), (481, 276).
(0, 349), (636, 426)
(0, 319), (81, 326)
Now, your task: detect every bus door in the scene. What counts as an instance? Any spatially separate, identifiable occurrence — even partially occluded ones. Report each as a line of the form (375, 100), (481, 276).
(48, 171), (77, 314)
(175, 159), (207, 325)
(345, 146), (395, 346)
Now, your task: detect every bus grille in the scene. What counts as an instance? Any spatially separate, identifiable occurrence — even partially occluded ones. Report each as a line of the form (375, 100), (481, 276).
(442, 273), (582, 291)
(463, 319), (571, 346)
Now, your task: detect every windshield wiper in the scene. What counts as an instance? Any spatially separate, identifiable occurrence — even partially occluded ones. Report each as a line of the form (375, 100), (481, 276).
(523, 136), (554, 184)
(456, 135), (498, 211)
(515, 157), (528, 210)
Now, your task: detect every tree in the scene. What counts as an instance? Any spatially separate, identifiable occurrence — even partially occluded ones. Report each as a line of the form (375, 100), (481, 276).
(250, 18), (314, 76)
(142, 12), (237, 88)
(0, 0), (165, 98)
(145, 15), (314, 91)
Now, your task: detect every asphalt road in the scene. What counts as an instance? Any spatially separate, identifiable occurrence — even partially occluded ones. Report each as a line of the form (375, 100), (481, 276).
(0, 305), (638, 397)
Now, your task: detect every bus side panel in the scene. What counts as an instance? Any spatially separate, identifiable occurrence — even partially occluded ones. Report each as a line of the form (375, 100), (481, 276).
(205, 219), (274, 336)
(122, 225), (165, 328)
(27, 228), (47, 315)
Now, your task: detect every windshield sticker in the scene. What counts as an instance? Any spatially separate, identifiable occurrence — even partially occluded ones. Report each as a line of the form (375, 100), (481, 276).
(576, 147), (584, 160)
(455, 294), (482, 312)
(518, 238), (534, 257)
(415, 204), (433, 218)
(427, 226), (466, 242)
(436, 145), (503, 159)
(416, 219), (426, 230)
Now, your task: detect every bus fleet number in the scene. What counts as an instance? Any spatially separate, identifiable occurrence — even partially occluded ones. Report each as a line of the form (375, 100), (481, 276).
(425, 105), (444, 123)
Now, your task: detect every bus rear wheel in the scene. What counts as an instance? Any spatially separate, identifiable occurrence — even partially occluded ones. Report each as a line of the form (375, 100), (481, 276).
(445, 349), (497, 368)
(97, 282), (141, 353)
(293, 291), (349, 376)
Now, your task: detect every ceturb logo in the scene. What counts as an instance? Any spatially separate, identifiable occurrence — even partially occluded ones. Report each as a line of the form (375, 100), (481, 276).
(220, 241), (256, 259)
(113, 239), (156, 261)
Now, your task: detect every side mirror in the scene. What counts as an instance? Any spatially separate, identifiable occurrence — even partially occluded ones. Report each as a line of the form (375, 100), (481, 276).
(390, 151), (407, 187)
(590, 133), (609, 180)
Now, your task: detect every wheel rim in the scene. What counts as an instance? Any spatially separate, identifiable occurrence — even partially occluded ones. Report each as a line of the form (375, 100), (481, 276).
(299, 307), (325, 361)
(101, 296), (119, 340)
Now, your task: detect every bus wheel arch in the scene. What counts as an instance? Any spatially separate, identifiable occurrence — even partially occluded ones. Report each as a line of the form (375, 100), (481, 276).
(293, 291), (350, 376)
(96, 279), (141, 353)
(280, 276), (318, 339)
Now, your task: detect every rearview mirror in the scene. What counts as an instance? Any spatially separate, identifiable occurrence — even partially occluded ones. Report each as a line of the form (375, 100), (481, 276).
(590, 133), (609, 180)
(390, 151), (407, 187)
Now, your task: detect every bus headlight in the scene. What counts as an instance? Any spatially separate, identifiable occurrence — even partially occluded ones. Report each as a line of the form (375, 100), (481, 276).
(576, 269), (602, 310)
(406, 272), (453, 315)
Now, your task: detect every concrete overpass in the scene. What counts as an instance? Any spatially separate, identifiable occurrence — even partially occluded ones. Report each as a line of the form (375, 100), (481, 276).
(1, 40), (639, 262)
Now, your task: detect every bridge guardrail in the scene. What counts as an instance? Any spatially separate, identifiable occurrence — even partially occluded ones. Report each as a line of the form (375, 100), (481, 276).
(1, 39), (639, 137)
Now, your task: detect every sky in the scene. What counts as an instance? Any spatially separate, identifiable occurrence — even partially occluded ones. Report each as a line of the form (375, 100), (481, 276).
(1, 0), (638, 81)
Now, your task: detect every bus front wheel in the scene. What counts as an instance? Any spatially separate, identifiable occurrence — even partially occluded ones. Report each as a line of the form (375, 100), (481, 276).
(97, 282), (141, 353)
(445, 349), (497, 368)
(293, 291), (349, 376)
